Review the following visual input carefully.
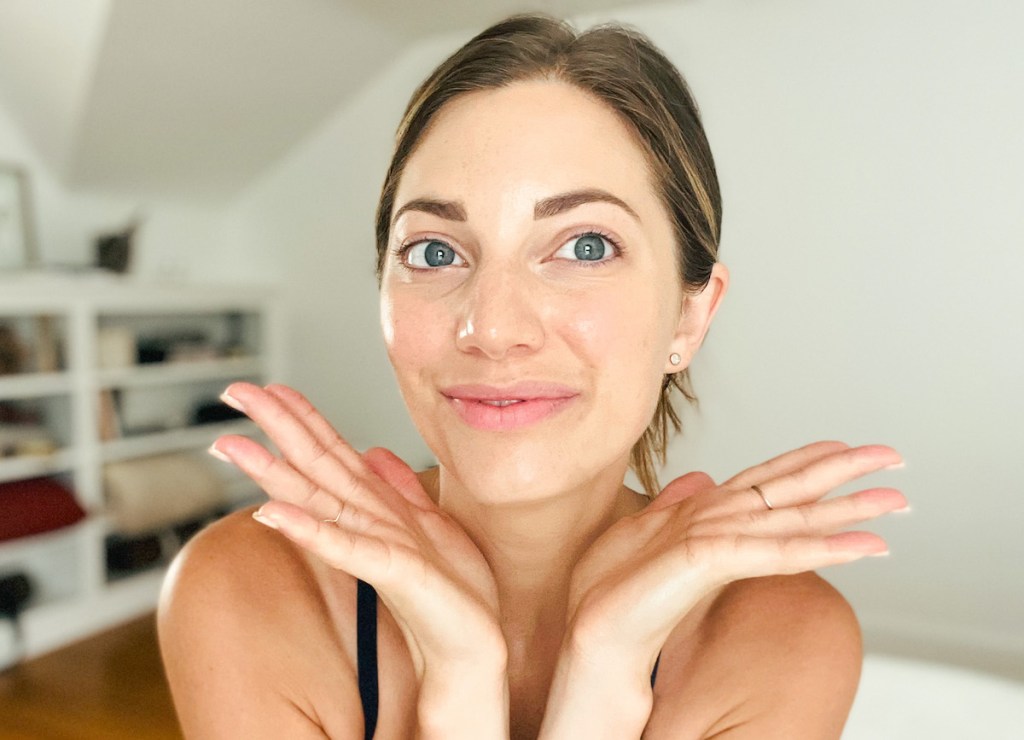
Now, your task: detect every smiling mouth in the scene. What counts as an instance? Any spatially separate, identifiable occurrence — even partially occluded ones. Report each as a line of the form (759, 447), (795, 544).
(439, 383), (579, 431)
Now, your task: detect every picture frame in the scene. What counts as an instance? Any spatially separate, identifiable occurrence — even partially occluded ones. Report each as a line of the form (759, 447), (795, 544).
(0, 164), (39, 270)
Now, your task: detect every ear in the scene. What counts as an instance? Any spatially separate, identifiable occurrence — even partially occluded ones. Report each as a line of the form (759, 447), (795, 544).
(665, 262), (729, 372)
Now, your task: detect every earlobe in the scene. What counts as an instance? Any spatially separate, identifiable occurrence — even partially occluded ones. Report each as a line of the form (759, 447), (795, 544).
(665, 262), (730, 371)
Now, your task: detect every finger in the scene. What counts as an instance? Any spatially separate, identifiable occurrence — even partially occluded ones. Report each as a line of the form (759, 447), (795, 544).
(263, 384), (367, 471)
(212, 434), (363, 525)
(222, 382), (368, 502)
(252, 501), (399, 585)
(700, 530), (890, 583)
(731, 487), (908, 538)
(722, 440), (850, 491)
(741, 444), (902, 509)
(363, 447), (434, 509)
(649, 471), (716, 512)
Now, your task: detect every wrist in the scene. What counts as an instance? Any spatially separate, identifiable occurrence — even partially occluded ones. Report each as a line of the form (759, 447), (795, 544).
(417, 655), (510, 740)
(538, 636), (653, 740)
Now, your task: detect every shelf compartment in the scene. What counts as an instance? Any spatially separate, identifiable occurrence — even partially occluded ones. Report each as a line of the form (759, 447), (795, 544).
(0, 313), (67, 376)
(0, 520), (94, 606)
(100, 418), (259, 462)
(0, 393), (74, 458)
(97, 356), (263, 389)
(0, 449), (74, 484)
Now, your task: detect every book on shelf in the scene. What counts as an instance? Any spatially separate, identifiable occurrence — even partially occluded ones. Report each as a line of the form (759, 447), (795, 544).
(97, 389), (122, 441)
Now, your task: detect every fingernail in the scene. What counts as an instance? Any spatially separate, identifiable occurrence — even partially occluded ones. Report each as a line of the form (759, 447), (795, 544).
(208, 442), (232, 463)
(892, 505), (912, 514)
(883, 461), (906, 470)
(252, 508), (280, 530)
(869, 549), (891, 557)
(220, 390), (244, 412)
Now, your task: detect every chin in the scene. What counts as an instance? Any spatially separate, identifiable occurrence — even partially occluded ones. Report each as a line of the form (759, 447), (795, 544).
(432, 432), (631, 506)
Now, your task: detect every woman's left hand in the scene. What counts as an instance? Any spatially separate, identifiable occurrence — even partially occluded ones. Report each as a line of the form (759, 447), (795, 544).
(562, 440), (906, 689)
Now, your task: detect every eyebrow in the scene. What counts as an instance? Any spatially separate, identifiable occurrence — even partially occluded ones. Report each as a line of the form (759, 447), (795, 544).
(391, 188), (640, 227)
(534, 188), (641, 223)
(391, 198), (467, 225)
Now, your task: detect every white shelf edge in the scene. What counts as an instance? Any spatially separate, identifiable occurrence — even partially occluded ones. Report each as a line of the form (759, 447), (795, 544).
(96, 356), (263, 389)
(0, 518), (96, 564)
(100, 419), (257, 462)
(0, 449), (75, 484)
(0, 371), (73, 399)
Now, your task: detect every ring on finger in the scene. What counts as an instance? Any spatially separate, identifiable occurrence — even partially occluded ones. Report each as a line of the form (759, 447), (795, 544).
(751, 484), (774, 511)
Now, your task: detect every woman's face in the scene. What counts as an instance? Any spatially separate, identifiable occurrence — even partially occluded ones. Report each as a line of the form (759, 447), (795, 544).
(380, 80), (689, 502)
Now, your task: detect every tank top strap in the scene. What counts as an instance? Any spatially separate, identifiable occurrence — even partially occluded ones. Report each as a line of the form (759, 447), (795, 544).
(356, 578), (379, 740)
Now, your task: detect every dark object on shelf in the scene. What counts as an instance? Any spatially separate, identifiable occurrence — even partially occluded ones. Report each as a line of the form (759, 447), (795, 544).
(192, 399), (246, 425)
(136, 332), (208, 364)
(0, 571), (32, 670)
(172, 516), (206, 544)
(105, 533), (162, 573)
(95, 220), (138, 274)
(0, 477), (86, 542)
(0, 401), (41, 425)
(0, 572), (32, 618)
(0, 325), (25, 374)
(136, 339), (168, 364)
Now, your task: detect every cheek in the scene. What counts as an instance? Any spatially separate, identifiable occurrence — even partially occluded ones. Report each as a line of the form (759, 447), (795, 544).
(559, 282), (672, 379)
(381, 291), (449, 381)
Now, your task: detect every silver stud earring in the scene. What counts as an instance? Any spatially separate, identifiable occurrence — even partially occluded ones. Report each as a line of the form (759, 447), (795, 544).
(669, 352), (682, 366)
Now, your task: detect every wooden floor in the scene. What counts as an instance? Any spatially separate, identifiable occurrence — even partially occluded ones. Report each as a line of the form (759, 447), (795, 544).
(0, 614), (181, 739)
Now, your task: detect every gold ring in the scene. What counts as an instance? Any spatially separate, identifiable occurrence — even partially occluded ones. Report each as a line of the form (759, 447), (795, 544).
(751, 484), (774, 510)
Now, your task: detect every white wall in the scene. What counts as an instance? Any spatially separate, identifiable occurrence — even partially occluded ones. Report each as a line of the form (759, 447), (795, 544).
(607, 0), (1024, 675)
(0, 96), (230, 281)
(225, 0), (1023, 675)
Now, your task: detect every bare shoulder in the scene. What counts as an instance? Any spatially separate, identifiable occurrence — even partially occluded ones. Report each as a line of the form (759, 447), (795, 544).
(649, 572), (862, 739)
(158, 507), (363, 739)
(707, 571), (861, 662)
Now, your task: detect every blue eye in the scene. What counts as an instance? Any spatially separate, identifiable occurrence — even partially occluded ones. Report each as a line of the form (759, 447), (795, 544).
(404, 240), (465, 268)
(554, 233), (618, 263)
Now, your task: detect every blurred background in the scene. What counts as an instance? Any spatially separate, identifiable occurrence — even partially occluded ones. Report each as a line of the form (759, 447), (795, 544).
(0, 0), (1020, 736)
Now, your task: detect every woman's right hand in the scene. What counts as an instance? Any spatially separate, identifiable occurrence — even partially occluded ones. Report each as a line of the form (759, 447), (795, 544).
(210, 382), (509, 737)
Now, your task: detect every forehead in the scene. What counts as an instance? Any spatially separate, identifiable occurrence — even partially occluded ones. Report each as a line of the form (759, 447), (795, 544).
(395, 79), (663, 219)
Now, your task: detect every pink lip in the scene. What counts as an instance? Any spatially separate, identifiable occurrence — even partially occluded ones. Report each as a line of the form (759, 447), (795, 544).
(440, 382), (579, 431)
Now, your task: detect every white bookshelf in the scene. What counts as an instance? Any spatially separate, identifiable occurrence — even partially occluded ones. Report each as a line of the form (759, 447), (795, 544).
(0, 274), (282, 664)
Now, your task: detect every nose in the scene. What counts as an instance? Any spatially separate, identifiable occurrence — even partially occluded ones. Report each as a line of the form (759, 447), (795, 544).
(455, 265), (544, 360)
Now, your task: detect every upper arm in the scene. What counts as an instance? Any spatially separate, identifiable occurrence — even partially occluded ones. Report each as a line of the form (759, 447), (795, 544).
(157, 511), (363, 740)
(647, 573), (862, 740)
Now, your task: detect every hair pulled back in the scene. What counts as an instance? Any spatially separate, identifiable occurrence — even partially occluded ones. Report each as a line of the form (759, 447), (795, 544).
(375, 14), (722, 496)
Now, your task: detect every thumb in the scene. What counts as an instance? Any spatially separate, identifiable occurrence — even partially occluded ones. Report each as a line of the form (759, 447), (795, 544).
(363, 447), (433, 508)
(649, 471), (716, 511)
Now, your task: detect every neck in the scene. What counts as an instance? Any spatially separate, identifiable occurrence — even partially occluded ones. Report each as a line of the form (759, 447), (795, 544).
(428, 462), (647, 648)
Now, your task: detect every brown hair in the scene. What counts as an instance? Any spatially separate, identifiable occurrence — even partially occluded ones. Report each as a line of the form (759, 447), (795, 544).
(375, 14), (722, 496)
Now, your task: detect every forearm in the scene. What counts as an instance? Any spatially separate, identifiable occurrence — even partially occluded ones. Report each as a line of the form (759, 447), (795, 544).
(537, 635), (654, 740)
(415, 657), (511, 740)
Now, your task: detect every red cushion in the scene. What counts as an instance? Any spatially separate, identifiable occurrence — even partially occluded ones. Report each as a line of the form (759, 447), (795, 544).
(0, 477), (86, 541)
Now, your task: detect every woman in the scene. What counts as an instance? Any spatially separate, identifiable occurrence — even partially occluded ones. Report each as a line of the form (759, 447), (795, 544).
(159, 14), (906, 739)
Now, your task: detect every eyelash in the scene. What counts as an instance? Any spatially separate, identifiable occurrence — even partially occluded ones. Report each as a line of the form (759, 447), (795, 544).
(391, 229), (627, 270)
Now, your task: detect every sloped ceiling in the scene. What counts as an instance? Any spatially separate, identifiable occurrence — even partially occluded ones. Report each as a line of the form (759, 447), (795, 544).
(0, 0), (656, 203)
